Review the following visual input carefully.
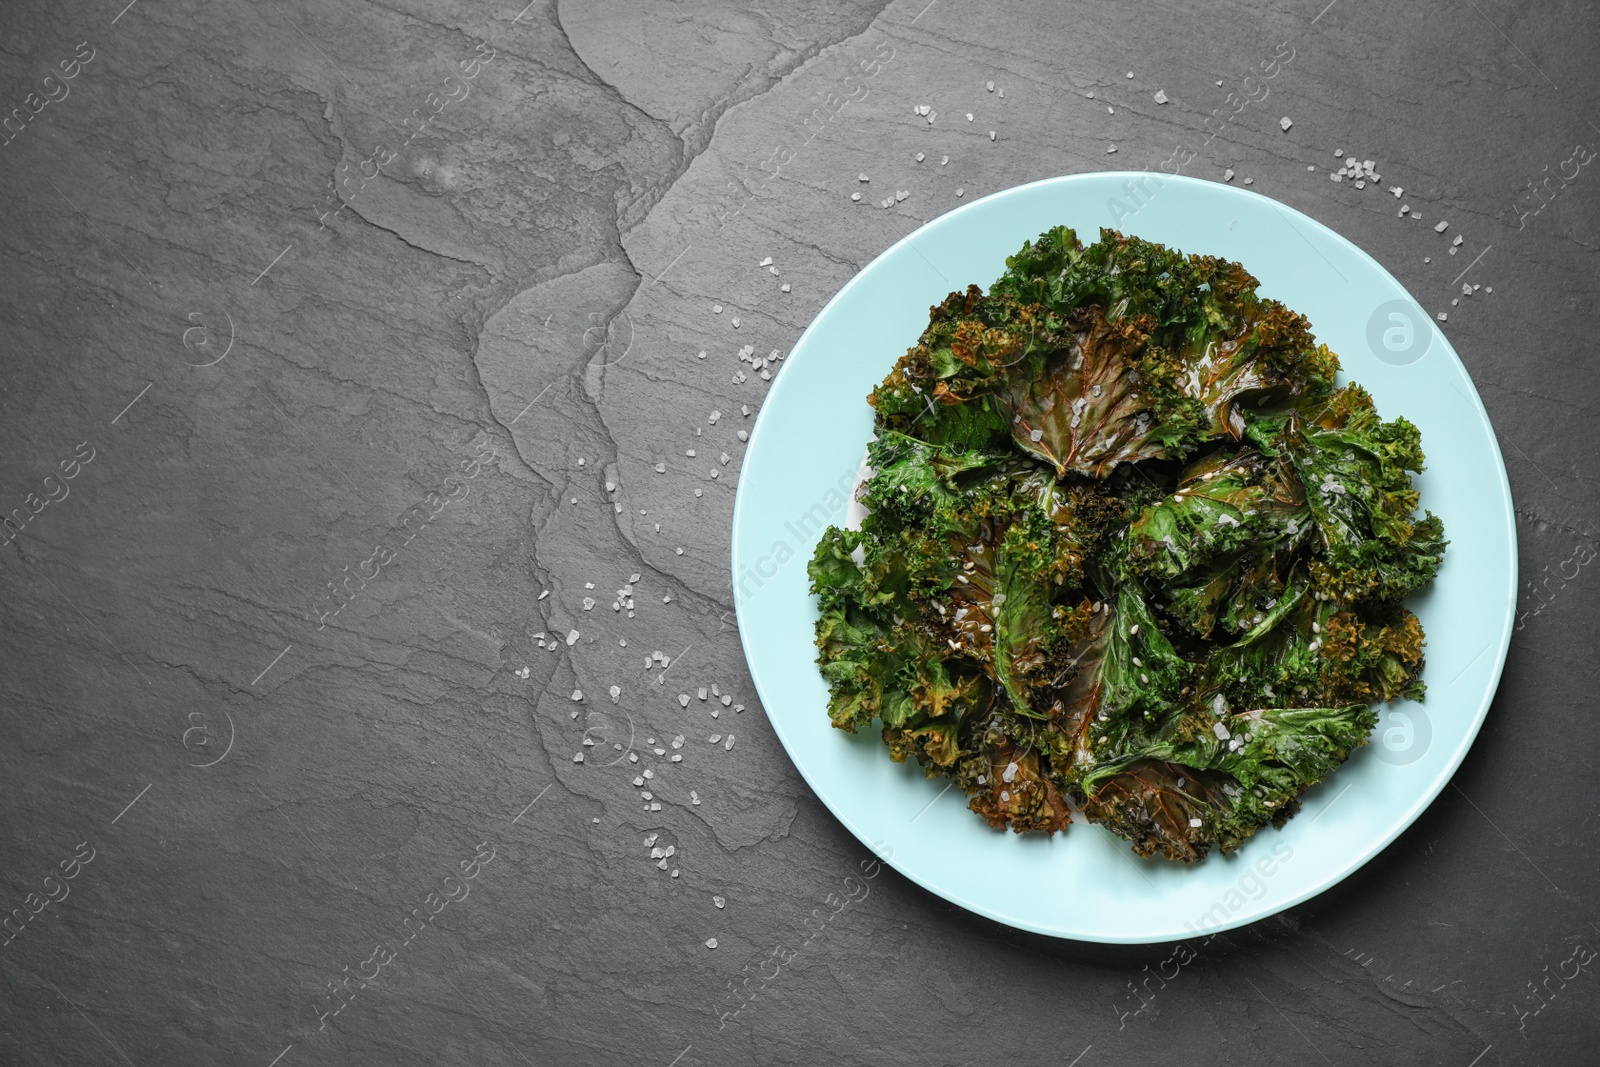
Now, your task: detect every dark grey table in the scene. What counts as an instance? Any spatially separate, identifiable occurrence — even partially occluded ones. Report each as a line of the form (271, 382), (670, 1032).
(1, 1), (1594, 1064)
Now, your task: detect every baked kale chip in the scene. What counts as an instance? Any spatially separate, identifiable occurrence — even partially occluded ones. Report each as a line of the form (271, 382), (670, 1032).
(807, 227), (1446, 862)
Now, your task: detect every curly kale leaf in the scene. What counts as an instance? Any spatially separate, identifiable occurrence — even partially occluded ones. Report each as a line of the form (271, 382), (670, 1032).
(1287, 385), (1447, 604)
(869, 287), (1062, 451)
(994, 226), (1340, 440)
(1001, 307), (1200, 476)
(1079, 703), (1376, 861)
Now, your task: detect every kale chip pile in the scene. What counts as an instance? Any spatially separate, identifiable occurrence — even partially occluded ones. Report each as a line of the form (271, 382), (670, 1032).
(807, 226), (1447, 862)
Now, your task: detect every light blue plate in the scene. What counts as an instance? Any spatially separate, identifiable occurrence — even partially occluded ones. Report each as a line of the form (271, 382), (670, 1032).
(730, 172), (1516, 944)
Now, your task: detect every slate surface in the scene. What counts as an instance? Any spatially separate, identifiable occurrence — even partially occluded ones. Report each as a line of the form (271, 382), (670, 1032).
(0, 1), (1595, 1064)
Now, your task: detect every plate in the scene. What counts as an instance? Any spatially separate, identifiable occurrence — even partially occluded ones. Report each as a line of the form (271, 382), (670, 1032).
(730, 172), (1516, 944)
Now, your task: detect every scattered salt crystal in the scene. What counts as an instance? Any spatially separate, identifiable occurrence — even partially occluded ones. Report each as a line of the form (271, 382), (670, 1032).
(1279, 116), (1292, 131)
(1154, 90), (1169, 104)
(709, 734), (722, 743)
(956, 187), (964, 196)
(850, 192), (861, 201)
(678, 693), (690, 708)
(691, 790), (700, 805)
(712, 304), (723, 313)
(1434, 220), (1449, 233)
(780, 283), (791, 292)
(1437, 312), (1447, 321)
(714, 895), (726, 908)
(986, 80), (995, 92)
(721, 695), (732, 706)
(706, 938), (718, 949)
(1189, 817), (1202, 828)
(724, 735), (736, 751)
(759, 256), (772, 267)
(988, 130), (996, 141)
(1125, 71), (1133, 78)
(915, 152), (925, 162)
(1223, 169), (1235, 182)
(1452, 235), (1463, 246)
(609, 684), (621, 702)
(1106, 145), (1117, 154)
(858, 172), (870, 182)
(966, 112), (973, 121)
(572, 752), (584, 762)
(940, 155), (948, 165)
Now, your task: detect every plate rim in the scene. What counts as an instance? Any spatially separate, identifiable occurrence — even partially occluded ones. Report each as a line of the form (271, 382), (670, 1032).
(730, 170), (1518, 944)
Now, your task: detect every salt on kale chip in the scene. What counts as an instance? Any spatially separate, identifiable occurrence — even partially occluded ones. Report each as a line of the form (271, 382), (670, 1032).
(806, 226), (1445, 863)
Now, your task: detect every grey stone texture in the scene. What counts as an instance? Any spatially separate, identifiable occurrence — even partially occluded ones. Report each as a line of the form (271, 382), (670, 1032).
(0, 0), (1595, 1064)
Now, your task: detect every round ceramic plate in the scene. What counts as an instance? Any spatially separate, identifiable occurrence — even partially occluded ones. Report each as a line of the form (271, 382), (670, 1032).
(730, 172), (1516, 944)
